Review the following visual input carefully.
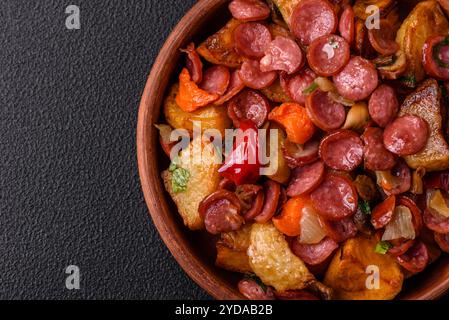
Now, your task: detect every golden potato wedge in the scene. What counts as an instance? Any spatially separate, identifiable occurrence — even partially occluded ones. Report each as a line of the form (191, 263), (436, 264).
(396, 0), (449, 86)
(164, 84), (231, 136)
(269, 0), (302, 27)
(162, 136), (221, 230)
(324, 235), (403, 300)
(248, 222), (322, 292)
(399, 79), (449, 171)
(261, 78), (293, 104)
(197, 19), (244, 68)
(264, 123), (291, 184)
(216, 224), (253, 273)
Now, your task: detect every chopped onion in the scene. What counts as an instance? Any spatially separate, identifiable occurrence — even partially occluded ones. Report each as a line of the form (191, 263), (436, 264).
(299, 206), (326, 244)
(428, 189), (449, 218)
(411, 167), (426, 195)
(314, 77), (335, 92)
(376, 170), (401, 191)
(154, 124), (173, 145)
(342, 102), (369, 131)
(328, 91), (355, 107)
(382, 205), (416, 241)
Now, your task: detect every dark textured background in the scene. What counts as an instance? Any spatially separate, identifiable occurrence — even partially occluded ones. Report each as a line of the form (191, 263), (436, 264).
(0, 0), (211, 299)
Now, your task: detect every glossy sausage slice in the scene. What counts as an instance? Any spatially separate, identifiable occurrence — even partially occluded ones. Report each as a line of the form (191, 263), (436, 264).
(307, 35), (350, 76)
(254, 180), (281, 223)
(422, 35), (449, 81)
(368, 84), (399, 128)
(291, 0), (337, 46)
(228, 89), (270, 128)
(239, 59), (278, 89)
(310, 173), (358, 220)
(282, 68), (317, 105)
(214, 69), (246, 105)
(290, 237), (339, 265)
(333, 56), (378, 101)
(371, 195), (396, 230)
(305, 90), (346, 131)
(383, 115), (429, 156)
(434, 232), (449, 253)
(274, 290), (319, 300)
(362, 127), (396, 171)
(260, 36), (304, 74)
(396, 241), (429, 274)
(379, 159), (411, 196)
(180, 43), (203, 84)
(199, 65), (231, 95)
(367, 19), (399, 56)
(424, 208), (449, 234)
(388, 238), (415, 257)
(229, 0), (271, 22)
(287, 161), (325, 197)
(238, 279), (275, 300)
(321, 217), (357, 243)
(234, 22), (272, 59)
(338, 5), (355, 46)
(283, 139), (320, 168)
(319, 130), (364, 171)
(199, 190), (244, 234)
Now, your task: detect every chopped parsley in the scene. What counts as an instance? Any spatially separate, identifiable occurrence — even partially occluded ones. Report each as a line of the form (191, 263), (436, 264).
(302, 82), (318, 95)
(359, 199), (371, 215)
(169, 162), (190, 193)
(244, 274), (267, 292)
(374, 241), (392, 254)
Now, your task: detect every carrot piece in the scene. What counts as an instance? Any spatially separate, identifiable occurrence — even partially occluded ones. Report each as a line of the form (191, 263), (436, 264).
(272, 195), (310, 237)
(268, 103), (315, 144)
(175, 68), (219, 112)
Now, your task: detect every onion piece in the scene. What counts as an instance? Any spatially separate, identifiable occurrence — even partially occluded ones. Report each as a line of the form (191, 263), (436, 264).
(428, 189), (449, 218)
(376, 170), (401, 190)
(314, 77), (335, 92)
(342, 102), (369, 130)
(382, 205), (416, 241)
(411, 167), (425, 195)
(299, 206), (326, 245)
(154, 124), (173, 145)
(328, 91), (355, 107)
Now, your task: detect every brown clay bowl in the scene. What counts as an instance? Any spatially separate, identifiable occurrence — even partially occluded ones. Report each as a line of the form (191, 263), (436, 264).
(137, 0), (449, 300)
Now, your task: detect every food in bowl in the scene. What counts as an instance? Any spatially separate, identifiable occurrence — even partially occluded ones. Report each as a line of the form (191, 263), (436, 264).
(154, 0), (449, 300)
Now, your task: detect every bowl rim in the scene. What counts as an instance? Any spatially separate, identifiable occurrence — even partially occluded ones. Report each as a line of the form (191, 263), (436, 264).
(137, 0), (449, 300)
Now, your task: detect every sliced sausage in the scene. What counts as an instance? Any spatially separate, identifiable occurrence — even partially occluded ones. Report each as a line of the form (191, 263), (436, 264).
(282, 68), (317, 105)
(379, 159), (411, 196)
(214, 69), (246, 105)
(199, 65), (231, 95)
(367, 19), (399, 56)
(199, 190), (244, 234)
(371, 195), (396, 230)
(235, 184), (264, 221)
(274, 290), (319, 300)
(321, 217), (357, 243)
(260, 36), (304, 74)
(254, 180), (281, 223)
(310, 173), (358, 220)
(333, 56), (379, 101)
(424, 208), (449, 234)
(398, 196), (423, 236)
(388, 238), (415, 257)
(422, 35), (449, 81)
(238, 279), (275, 300)
(339, 5), (355, 46)
(290, 237), (339, 265)
(287, 161), (325, 197)
(228, 89), (270, 128)
(434, 233), (449, 253)
(368, 84), (399, 128)
(239, 59), (278, 89)
(218, 177), (236, 191)
(305, 90), (346, 131)
(291, 0), (338, 46)
(319, 130), (364, 171)
(234, 22), (272, 59)
(229, 0), (271, 22)
(307, 35), (351, 77)
(362, 127), (396, 171)
(283, 139), (320, 168)
(397, 241), (429, 274)
(383, 115), (429, 156)
(180, 43), (203, 84)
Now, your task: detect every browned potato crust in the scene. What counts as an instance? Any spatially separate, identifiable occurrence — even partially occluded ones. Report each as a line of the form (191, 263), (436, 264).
(216, 225), (253, 273)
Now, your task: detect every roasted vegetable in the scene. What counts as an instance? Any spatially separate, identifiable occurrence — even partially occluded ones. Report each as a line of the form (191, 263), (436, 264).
(269, 0), (302, 27)
(398, 79), (449, 171)
(164, 84), (231, 136)
(376, 50), (408, 80)
(353, 0), (396, 20)
(264, 123), (291, 184)
(161, 136), (222, 230)
(342, 102), (370, 131)
(216, 224), (253, 273)
(324, 235), (404, 300)
(247, 222), (332, 296)
(261, 78), (293, 103)
(396, 0), (449, 86)
(197, 19), (245, 68)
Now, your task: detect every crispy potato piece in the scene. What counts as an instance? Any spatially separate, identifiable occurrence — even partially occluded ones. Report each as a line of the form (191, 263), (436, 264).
(216, 224), (253, 273)
(261, 78), (293, 104)
(162, 136), (221, 230)
(247, 222), (331, 295)
(197, 19), (244, 68)
(396, 0), (449, 86)
(399, 79), (449, 171)
(324, 235), (403, 300)
(353, 0), (396, 20)
(164, 84), (231, 136)
(269, 0), (302, 27)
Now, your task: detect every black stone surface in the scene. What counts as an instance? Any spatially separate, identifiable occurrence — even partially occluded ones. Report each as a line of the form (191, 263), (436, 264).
(0, 0), (211, 299)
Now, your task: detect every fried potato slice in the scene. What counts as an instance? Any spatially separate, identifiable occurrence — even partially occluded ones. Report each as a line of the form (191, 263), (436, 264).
(216, 224), (253, 273)
(396, 0), (449, 86)
(324, 235), (403, 300)
(247, 222), (325, 293)
(268, 0), (302, 27)
(399, 79), (449, 171)
(197, 19), (244, 68)
(162, 136), (221, 230)
(164, 84), (231, 136)
(261, 78), (293, 104)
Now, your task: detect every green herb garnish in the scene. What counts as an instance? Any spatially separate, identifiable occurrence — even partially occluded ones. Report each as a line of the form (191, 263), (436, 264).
(359, 199), (371, 215)
(169, 162), (190, 193)
(399, 75), (416, 88)
(302, 82), (318, 95)
(244, 274), (268, 292)
(433, 37), (449, 68)
(374, 241), (392, 254)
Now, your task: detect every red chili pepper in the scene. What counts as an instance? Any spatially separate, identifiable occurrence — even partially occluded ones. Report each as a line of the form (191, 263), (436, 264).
(218, 120), (261, 185)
